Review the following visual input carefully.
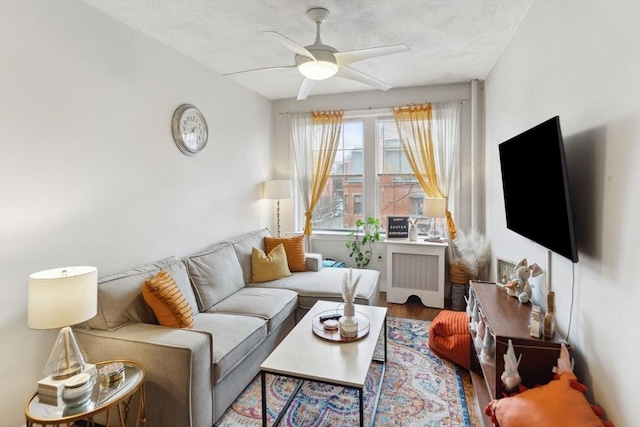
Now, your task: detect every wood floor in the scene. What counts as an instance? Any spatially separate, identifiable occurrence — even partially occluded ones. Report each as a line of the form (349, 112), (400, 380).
(378, 292), (452, 321)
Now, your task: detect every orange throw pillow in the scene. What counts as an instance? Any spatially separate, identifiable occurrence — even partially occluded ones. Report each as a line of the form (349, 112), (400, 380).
(143, 270), (194, 329)
(485, 372), (612, 427)
(264, 235), (307, 272)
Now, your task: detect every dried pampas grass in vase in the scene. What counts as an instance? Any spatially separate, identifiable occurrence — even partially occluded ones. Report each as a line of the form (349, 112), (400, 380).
(452, 229), (491, 280)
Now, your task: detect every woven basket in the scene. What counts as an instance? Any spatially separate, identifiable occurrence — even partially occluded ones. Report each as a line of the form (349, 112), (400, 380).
(449, 263), (470, 285)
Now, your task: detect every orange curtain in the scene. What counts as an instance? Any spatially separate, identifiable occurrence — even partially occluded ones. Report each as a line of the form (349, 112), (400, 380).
(393, 104), (457, 238)
(304, 110), (344, 236)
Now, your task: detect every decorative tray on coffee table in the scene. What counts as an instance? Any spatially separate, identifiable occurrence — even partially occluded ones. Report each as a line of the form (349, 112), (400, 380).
(312, 309), (370, 343)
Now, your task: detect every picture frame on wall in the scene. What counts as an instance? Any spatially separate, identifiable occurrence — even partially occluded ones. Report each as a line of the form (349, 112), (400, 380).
(496, 258), (517, 285)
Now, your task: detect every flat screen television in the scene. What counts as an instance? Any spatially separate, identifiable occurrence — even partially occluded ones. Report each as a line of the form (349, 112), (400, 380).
(498, 116), (578, 263)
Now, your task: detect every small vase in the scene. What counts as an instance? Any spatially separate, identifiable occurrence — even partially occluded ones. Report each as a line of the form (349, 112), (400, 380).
(409, 224), (418, 241)
(343, 301), (355, 317)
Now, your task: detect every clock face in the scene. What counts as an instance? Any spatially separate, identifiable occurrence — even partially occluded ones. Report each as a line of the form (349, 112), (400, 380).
(171, 104), (208, 156)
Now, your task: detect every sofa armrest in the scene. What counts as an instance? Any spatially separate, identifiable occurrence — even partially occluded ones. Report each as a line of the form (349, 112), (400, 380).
(305, 253), (323, 271)
(74, 323), (214, 427)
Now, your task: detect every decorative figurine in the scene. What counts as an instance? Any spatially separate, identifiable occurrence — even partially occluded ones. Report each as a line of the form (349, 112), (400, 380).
(552, 343), (574, 375)
(501, 339), (522, 392)
(504, 258), (543, 303)
(481, 325), (494, 361)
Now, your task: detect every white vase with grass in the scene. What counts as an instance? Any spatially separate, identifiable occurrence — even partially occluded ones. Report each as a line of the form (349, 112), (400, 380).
(340, 269), (360, 337)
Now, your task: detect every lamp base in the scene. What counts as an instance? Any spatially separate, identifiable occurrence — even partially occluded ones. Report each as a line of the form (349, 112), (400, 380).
(45, 326), (88, 380)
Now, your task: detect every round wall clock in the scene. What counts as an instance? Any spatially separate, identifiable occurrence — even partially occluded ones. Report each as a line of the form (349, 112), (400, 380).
(171, 104), (209, 156)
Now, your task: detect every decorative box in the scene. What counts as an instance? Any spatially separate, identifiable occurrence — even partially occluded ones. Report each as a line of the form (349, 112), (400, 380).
(99, 362), (125, 388)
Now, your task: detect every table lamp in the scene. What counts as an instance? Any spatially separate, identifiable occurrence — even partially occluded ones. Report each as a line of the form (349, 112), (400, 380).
(425, 197), (446, 241)
(264, 179), (292, 237)
(28, 266), (98, 380)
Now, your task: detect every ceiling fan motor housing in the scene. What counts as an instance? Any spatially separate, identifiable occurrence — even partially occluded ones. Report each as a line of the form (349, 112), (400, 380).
(295, 44), (338, 80)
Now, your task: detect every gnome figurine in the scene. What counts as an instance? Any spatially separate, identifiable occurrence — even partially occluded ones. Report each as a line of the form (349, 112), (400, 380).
(501, 339), (522, 392)
(552, 343), (574, 375)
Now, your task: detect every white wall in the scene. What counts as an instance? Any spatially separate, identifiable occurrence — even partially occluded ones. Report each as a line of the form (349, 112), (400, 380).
(0, 2), (273, 425)
(272, 83), (476, 292)
(485, 1), (639, 425)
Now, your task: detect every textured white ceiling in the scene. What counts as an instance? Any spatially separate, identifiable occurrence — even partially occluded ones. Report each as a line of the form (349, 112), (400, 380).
(83, 0), (532, 100)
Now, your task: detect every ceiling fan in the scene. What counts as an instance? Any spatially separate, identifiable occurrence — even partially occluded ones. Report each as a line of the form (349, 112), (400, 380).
(223, 7), (410, 100)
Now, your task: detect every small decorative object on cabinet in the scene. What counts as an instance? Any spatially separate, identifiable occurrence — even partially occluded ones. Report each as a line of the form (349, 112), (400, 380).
(503, 258), (543, 303)
(468, 281), (568, 427)
(408, 218), (418, 241)
(544, 291), (556, 338)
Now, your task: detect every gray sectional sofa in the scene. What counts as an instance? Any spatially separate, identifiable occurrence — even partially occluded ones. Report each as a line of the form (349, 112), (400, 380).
(74, 228), (380, 427)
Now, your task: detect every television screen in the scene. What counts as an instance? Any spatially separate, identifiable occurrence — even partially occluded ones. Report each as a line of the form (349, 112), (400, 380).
(498, 116), (578, 262)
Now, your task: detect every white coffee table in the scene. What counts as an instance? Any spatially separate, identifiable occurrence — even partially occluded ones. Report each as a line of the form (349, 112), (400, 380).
(260, 300), (387, 427)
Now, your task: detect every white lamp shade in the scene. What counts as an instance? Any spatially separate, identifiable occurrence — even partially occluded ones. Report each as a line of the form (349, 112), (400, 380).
(28, 266), (98, 330)
(264, 180), (292, 200)
(298, 61), (339, 80)
(425, 197), (447, 218)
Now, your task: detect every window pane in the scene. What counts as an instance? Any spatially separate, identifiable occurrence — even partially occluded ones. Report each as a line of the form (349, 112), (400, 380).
(312, 120), (364, 231)
(377, 119), (425, 230)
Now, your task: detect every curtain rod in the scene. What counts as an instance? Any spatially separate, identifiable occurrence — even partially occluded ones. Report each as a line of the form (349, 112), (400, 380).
(277, 98), (469, 115)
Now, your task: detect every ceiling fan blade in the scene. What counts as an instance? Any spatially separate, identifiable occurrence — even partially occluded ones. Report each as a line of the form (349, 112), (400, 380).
(264, 31), (316, 60)
(334, 44), (410, 67)
(222, 65), (296, 77)
(335, 66), (392, 91)
(297, 78), (316, 100)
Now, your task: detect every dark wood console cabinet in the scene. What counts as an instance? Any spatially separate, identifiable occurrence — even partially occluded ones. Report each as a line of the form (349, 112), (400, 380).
(468, 281), (568, 426)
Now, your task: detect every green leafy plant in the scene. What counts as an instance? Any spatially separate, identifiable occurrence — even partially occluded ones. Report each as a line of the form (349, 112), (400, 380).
(345, 217), (382, 268)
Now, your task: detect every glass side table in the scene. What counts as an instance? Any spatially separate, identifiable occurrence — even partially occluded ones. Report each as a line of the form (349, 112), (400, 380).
(25, 359), (146, 427)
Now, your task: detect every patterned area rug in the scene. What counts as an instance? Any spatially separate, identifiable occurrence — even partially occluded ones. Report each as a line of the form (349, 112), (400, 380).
(216, 316), (478, 426)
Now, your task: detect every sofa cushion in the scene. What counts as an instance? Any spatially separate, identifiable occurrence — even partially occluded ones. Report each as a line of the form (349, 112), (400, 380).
(264, 235), (307, 272)
(204, 287), (298, 334)
(225, 228), (271, 283)
(185, 244), (245, 312)
(86, 256), (196, 331)
(248, 267), (380, 310)
(251, 244), (292, 283)
(192, 312), (267, 384)
(143, 270), (194, 329)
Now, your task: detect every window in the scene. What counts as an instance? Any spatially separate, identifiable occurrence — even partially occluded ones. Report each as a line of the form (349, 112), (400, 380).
(301, 111), (455, 234)
(353, 194), (362, 214)
(310, 120), (364, 231)
(376, 119), (425, 230)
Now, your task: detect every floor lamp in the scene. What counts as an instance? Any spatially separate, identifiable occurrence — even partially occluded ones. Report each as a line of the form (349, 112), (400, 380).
(264, 179), (292, 237)
(424, 197), (447, 242)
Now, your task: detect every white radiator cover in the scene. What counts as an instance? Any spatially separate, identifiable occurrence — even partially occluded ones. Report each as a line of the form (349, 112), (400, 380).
(385, 240), (447, 308)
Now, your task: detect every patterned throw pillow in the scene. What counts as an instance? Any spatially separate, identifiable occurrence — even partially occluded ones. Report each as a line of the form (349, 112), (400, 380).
(142, 270), (194, 328)
(264, 235), (307, 272)
(251, 244), (292, 283)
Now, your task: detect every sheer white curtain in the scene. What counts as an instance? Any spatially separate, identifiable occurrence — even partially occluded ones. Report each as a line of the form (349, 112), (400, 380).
(289, 112), (313, 239)
(432, 101), (462, 239)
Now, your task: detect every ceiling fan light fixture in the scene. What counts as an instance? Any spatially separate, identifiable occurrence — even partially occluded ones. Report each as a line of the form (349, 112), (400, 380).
(298, 60), (338, 80)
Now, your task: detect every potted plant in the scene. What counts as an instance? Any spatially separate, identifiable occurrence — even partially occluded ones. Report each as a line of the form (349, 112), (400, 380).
(345, 217), (382, 268)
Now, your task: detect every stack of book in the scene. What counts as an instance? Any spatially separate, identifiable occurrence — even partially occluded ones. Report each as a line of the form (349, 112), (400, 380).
(36, 363), (96, 406)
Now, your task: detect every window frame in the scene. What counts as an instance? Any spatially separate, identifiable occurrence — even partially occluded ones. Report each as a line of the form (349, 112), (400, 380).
(292, 108), (457, 235)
